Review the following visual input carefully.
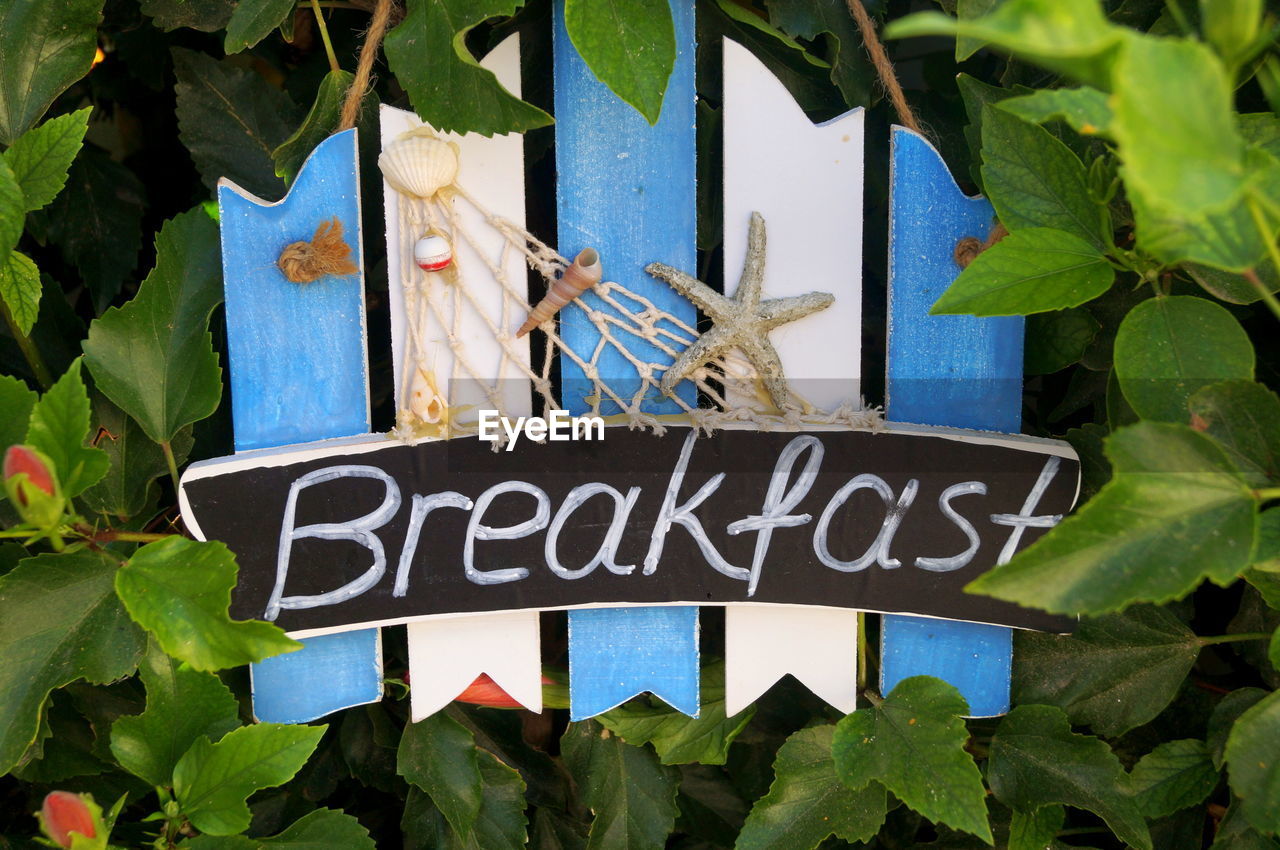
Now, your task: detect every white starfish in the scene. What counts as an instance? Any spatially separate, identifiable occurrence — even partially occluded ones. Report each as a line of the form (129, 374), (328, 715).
(646, 212), (835, 410)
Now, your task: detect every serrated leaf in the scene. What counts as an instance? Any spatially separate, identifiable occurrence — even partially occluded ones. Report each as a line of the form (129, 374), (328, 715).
(1225, 689), (1280, 835)
(969, 422), (1258, 615)
(0, 550), (145, 775)
(83, 209), (223, 445)
(1115, 296), (1255, 423)
(989, 705), (1151, 850)
(114, 537), (300, 672)
(765, 0), (875, 108)
(885, 0), (1124, 89)
(0, 0), (102, 144)
(1127, 739), (1218, 818)
(561, 719), (680, 850)
(1211, 798), (1280, 850)
(1210, 688), (1269, 770)
(1251, 510), (1280, 572)
(999, 87), (1112, 137)
(0, 158), (23, 264)
(110, 639), (240, 787)
(272, 70), (354, 185)
(1009, 804), (1064, 850)
(384, 0), (552, 137)
(183, 808), (376, 849)
(397, 711), (483, 838)
(530, 807), (589, 850)
(1012, 605), (1200, 737)
(1187, 259), (1280, 305)
(981, 104), (1105, 248)
(81, 394), (193, 520)
(1025, 307), (1100, 374)
(955, 0), (1000, 60)
(174, 723), (325, 835)
(0, 249), (41, 336)
(141, 0), (234, 31)
(737, 725), (887, 850)
(1188, 381), (1280, 488)
(172, 48), (298, 198)
(564, 0), (675, 125)
(0, 373), (37, 452)
(225, 0), (295, 53)
(26, 358), (109, 498)
(463, 752), (528, 850)
(2, 108), (90, 212)
(833, 676), (991, 842)
(597, 661), (753, 765)
(931, 227), (1113, 316)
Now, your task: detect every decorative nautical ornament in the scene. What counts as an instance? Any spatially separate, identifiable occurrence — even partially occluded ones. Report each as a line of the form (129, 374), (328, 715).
(516, 247), (602, 337)
(407, 365), (447, 426)
(378, 126), (460, 200)
(414, 233), (453, 272)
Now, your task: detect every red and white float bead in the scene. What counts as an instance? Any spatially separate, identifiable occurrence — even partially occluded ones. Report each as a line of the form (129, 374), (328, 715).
(414, 234), (453, 272)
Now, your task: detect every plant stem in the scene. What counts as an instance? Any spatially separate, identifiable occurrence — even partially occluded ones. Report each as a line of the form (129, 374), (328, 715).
(98, 531), (173, 543)
(310, 0), (341, 73)
(856, 612), (868, 692)
(0, 298), (52, 389)
(1247, 195), (1280, 324)
(161, 441), (181, 494)
(1256, 487), (1280, 502)
(1199, 632), (1274, 646)
(1243, 268), (1280, 323)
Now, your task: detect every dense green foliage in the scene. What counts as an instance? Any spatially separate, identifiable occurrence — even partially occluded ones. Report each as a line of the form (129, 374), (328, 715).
(2, 0), (1280, 846)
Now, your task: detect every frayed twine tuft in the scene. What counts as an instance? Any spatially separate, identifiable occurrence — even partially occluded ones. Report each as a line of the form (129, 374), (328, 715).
(955, 221), (1009, 269)
(278, 217), (359, 283)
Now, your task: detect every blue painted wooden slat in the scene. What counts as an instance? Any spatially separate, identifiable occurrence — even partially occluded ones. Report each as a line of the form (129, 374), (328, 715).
(882, 127), (1024, 717)
(217, 129), (383, 723)
(554, 0), (701, 720)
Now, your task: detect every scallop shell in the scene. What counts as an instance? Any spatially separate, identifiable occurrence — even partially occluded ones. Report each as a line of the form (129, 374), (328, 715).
(517, 248), (602, 337)
(379, 127), (460, 200)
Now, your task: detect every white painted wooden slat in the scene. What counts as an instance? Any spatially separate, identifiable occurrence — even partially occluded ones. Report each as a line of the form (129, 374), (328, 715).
(409, 612), (543, 721)
(720, 39), (864, 716)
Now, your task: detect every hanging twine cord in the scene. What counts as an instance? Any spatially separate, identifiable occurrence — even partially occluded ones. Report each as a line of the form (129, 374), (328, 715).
(278, 218), (360, 283)
(338, 0), (395, 131)
(844, 0), (923, 136)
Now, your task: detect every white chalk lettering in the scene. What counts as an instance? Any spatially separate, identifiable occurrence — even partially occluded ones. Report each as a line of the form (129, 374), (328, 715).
(814, 474), (919, 572)
(545, 482), (642, 578)
(465, 481), (551, 584)
(393, 491), (474, 597)
(915, 481), (987, 572)
(990, 456), (1063, 565)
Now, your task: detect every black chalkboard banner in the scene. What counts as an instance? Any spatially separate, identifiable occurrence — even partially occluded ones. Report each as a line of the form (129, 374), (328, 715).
(178, 425), (1079, 636)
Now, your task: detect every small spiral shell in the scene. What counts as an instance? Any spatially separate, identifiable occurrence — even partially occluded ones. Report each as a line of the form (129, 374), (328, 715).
(407, 366), (447, 426)
(517, 248), (602, 338)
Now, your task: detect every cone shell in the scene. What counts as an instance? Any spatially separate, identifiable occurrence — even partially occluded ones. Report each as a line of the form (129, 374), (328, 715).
(517, 248), (602, 337)
(379, 127), (460, 200)
(408, 366), (447, 425)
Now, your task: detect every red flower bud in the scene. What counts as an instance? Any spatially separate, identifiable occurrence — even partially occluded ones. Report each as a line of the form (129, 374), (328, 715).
(39, 791), (97, 847)
(4, 445), (55, 506)
(454, 673), (555, 709)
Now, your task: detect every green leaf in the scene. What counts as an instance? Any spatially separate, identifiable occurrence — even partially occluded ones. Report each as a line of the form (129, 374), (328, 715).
(272, 70), (354, 185)
(1025, 307), (1100, 374)
(141, 0), (234, 31)
(561, 719), (680, 850)
(999, 86), (1112, 137)
(564, 0), (675, 125)
(766, 1), (876, 110)
(1114, 296), (1255, 423)
(114, 537), (300, 672)
(44, 147), (144, 310)
(596, 661), (754, 765)
(1009, 804), (1064, 850)
(1211, 798), (1280, 850)
(0, 249), (41, 336)
(885, 0), (1124, 89)
(969, 422), (1258, 615)
(462, 751), (528, 850)
(1211, 689), (1270, 769)
(26, 358), (109, 498)
(981, 104), (1105, 248)
(397, 711), (483, 838)
(1012, 605), (1200, 736)
(1110, 36), (1245, 217)
(224, 0), (295, 53)
(1187, 259), (1280, 305)
(0, 373), (37, 452)
(0, 158), (24, 263)
(737, 724), (887, 850)
(83, 208), (223, 445)
(1225, 689), (1280, 835)
(1189, 381), (1280, 488)
(1251, 510), (1280, 572)
(0, 550), (145, 775)
(832, 676), (991, 842)
(1126, 739), (1218, 818)
(957, 73), (1018, 188)
(172, 48), (298, 198)
(0, 0), (102, 145)
(931, 227), (1113, 316)
(2, 107), (89, 216)
(955, 0), (1000, 60)
(81, 394), (193, 520)
(183, 808), (376, 849)
(110, 640), (240, 787)
(173, 723), (325, 835)
(988, 705), (1151, 850)
(384, 0), (553, 137)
